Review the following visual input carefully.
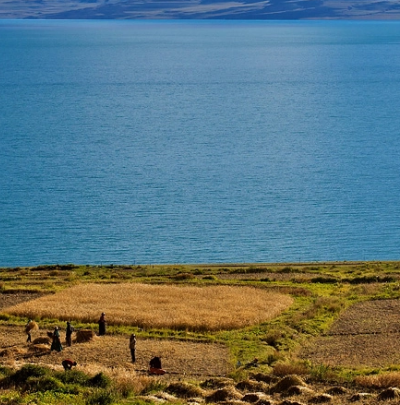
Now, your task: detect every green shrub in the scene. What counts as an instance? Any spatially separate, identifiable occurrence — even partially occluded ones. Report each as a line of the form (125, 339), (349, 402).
(11, 364), (50, 385)
(55, 369), (90, 386)
(88, 372), (111, 389)
(202, 275), (218, 281)
(172, 273), (195, 281)
(26, 375), (65, 392)
(166, 382), (204, 398)
(85, 389), (116, 405)
(0, 365), (13, 378)
(262, 330), (285, 348)
(311, 277), (338, 284)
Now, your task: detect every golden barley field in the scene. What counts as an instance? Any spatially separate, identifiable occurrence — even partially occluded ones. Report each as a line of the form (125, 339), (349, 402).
(5, 283), (293, 331)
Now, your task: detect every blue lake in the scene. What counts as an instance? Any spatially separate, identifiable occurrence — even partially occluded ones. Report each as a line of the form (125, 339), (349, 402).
(1, 19), (400, 267)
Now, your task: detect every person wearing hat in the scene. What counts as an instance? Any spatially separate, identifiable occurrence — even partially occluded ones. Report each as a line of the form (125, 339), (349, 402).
(129, 333), (137, 363)
(98, 312), (106, 336)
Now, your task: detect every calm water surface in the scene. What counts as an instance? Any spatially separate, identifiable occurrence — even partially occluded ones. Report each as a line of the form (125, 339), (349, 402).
(1, 20), (400, 267)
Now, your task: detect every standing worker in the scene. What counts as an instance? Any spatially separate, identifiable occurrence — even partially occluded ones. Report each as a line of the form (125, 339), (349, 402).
(51, 326), (63, 352)
(98, 312), (106, 336)
(25, 319), (33, 343)
(25, 319), (38, 343)
(129, 333), (136, 363)
(65, 321), (75, 347)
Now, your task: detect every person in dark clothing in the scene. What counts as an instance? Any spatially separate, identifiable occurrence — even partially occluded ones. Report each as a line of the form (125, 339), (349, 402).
(129, 333), (136, 363)
(65, 321), (75, 346)
(51, 327), (63, 352)
(62, 359), (77, 371)
(149, 356), (165, 375)
(25, 319), (32, 343)
(98, 312), (106, 336)
(149, 356), (161, 369)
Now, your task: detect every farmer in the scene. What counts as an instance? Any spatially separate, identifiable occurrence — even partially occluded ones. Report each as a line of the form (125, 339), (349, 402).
(62, 359), (77, 371)
(25, 319), (38, 344)
(65, 321), (75, 346)
(25, 319), (33, 343)
(149, 356), (165, 375)
(98, 312), (106, 336)
(51, 326), (63, 352)
(129, 333), (136, 363)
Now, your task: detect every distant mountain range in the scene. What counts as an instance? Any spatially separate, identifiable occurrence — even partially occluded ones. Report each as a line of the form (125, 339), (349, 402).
(1, 0), (400, 19)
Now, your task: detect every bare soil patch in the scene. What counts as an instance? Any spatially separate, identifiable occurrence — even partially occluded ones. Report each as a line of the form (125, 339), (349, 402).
(0, 293), (43, 310)
(301, 299), (400, 368)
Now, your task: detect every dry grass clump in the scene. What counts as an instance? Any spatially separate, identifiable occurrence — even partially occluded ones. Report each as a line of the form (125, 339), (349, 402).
(28, 344), (50, 354)
(0, 347), (27, 358)
(166, 382), (205, 398)
(205, 386), (242, 403)
(5, 283), (293, 331)
(25, 320), (38, 333)
(272, 362), (309, 377)
(106, 368), (165, 397)
(32, 336), (51, 345)
(355, 372), (400, 389)
(76, 330), (96, 343)
(200, 378), (236, 389)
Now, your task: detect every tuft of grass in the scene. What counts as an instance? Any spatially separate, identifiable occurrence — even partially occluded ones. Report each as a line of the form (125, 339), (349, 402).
(85, 388), (116, 405)
(272, 362), (309, 377)
(88, 372), (111, 389)
(355, 372), (400, 389)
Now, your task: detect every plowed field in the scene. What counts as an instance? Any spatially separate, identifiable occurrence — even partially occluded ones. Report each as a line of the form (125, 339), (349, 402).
(301, 299), (400, 368)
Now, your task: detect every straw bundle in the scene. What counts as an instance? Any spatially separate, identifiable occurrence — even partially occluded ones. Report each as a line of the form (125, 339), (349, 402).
(25, 321), (39, 334)
(28, 344), (51, 354)
(76, 330), (96, 343)
(0, 347), (27, 358)
(32, 336), (51, 345)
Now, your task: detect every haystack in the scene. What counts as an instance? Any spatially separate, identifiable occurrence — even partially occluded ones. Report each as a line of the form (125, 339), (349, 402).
(28, 344), (50, 354)
(236, 379), (268, 393)
(76, 329), (96, 343)
(32, 336), (51, 345)
(0, 347), (27, 358)
(25, 321), (39, 334)
(200, 378), (235, 389)
(205, 387), (242, 403)
(166, 382), (205, 398)
(270, 375), (306, 394)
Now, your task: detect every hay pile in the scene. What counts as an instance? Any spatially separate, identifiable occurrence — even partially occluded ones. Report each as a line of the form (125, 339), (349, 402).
(0, 347), (27, 358)
(32, 336), (51, 345)
(205, 387), (242, 403)
(166, 382), (205, 398)
(76, 330), (96, 343)
(28, 344), (50, 354)
(25, 321), (39, 334)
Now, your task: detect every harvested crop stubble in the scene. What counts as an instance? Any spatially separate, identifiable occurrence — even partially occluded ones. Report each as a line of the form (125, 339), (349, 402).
(5, 283), (293, 331)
